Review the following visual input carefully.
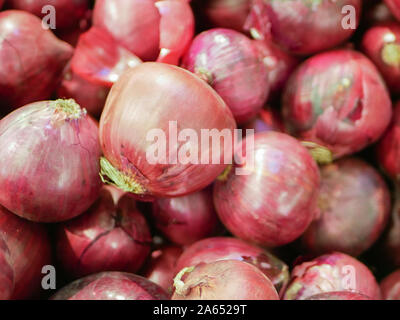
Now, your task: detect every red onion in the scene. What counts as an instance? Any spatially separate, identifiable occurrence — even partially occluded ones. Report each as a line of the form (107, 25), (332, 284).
(306, 291), (371, 300)
(380, 269), (400, 300)
(283, 252), (381, 300)
(7, 0), (90, 30)
(302, 157), (391, 257)
(143, 245), (183, 293)
(362, 23), (400, 95)
(385, 0), (400, 21)
(172, 260), (279, 300)
(242, 108), (284, 135)
(0, 205), (51, 299)
(0, 234), (13, 300)
(99, 62), (236, 198)
(0, 0), (3, 9)
(0, 99), (102, 222)
(363, 1), (395, 27)
(51, 271), (169, 300)
(282, 49), (392, 159)
(175, 237), (289, 294)
(0, 10), (73, 112)
(93, 0), (194, 63)
(151, 188), (221, 245)
(182, 28), (269, 124)
(56, 64), (110, 118)
(57, 186), (152, 278)
(245, 0), (362, 56)
(214, 132), (320, 247)
(71, 27), (142, 88)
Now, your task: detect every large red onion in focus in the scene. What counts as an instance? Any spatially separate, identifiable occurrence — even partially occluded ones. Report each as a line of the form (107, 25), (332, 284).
(172, 260), (279, 300)
(57, 186), (152, 278)
(362, 23), (400, 95)
(175, 237), (289, 294)
(7, 0), (90, 30)
(385, 0), (400, 21)
(99, 62), (236, 198)
(0, 206), (51, 299)
(0, 99), (102, 222)
(213, 132), (320, 247)
(51, 272), (169, 300)
(0, 10), (73, 112)
(182, 28), (269, 124)
(151, 188), (221, 245)
(143, 245), (183, 293)
(246, 0), (362, 55)
(302, 158), (391, 257)
(0, 234), (13, 300)
(283, 252), (381, 300)
(282, 49), (392, 159)
(306, 291), (371, 300)
(380, 269), (400, 300)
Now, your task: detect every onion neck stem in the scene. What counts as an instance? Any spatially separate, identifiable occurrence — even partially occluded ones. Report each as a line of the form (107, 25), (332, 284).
(52, 99), (85, 119)
(301, 141), (333, 165)
(173, 266), (195, 296)
(217, 165), (232, 181)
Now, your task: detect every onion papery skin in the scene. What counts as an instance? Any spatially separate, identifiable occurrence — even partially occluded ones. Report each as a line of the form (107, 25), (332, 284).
(282, 49), (392, 159)
(51, 271), (169, 300)
(0, 234), (13, 300)
(362, 23), (400, 95)
(302, 158), (391, 257)
(0, 10), (73, 112)
(56, 64), (110, 118)
(385, 0), (400, 21)
(143, 245), (183, 293)
(245, 0), (362, 56)
(306, 291), (371, 300)
(242, 108), (284, 135)
(172, 260), (279, 300)
(0, 206), (51, 299)
(283, 252), (381, 300)
(175, 237), (289, 295)
(213, 132), (320, 247)
(7, 0), (90, 30)
(99, 62), (236, 198)
(0, 99), (102, 222)
(57, 186), (152, 278)
(182, 28), (269, 124)
(380, 269), (400, 300)
(151, 188), (221, 245)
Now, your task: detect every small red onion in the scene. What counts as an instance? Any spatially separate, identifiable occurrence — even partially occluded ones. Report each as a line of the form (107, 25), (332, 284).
(0, 10), (73, 112)
(0, 234), (13, 300)
(214, 132), (320, 247)
(245, 0), (362, 55)
(362, 23), (400, 95)
(175, 237), (289, 294)
(242, 107), (284, 135)
(385, 0), (400, 21)
(172, 260), (279, 300)
(283, 252), (381, 300)
(51, 272), (169, 300)
(57, 186), (152, 278)
(0, 205), (52, 299)
(0, 99), (102, 222)
(151, 188), (221, 246)
(302, 157), (391, 257)
(142, 245), (183, 293)
(71, 27), (142, 88)
(380, 269), (400, 300)
(282, 49), (392, 159)
(306, 291), (371, 300)
(99, 62), (236, 198)
(182, 28), (269, 124)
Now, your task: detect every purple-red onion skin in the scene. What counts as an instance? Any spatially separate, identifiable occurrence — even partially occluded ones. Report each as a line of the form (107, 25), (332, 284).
(380, 269), (400, 300)
(57, 186), (152, 278)
(246, 0), (362, 56)
(283, 252), (381, 300)
(143, 245), (183, 294)
(172, 260), (279, 300)
(51, 272), (169, 300)
(385, 0), (400, 21)
(0, 206), (51, 300)
(282, 49), (392, 159)
(242, 108), (285, 135)
(214, 132), (320, 247)
(0, 10), (73, 112)
(175, 237), (289, 295)
(151, 188), (221, 246)
(99, 62), (236, 198)
(0, 234), (13, 300)
(302, 158), (391, 257)
(306, 291), (371, 300)
(182, 28), (269, 124)
(0, 100), (102, 222)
